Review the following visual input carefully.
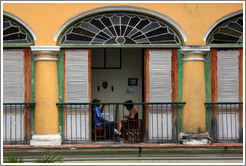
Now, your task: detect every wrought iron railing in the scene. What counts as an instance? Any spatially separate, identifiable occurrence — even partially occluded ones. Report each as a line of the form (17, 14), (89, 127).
(3, 103), (35, 145)
(57, 102), (185, 144)
(205, 102), (243, 143)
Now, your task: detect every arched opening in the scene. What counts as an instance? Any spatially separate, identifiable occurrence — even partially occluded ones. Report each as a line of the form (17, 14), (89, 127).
(3, 11), (36, 145)
(56, 6), (185, 143)
(204, 10), (243, 143)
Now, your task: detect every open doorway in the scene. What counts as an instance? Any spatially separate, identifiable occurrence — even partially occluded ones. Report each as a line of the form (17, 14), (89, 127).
(91, 48), (144, 141)
(91, 48), (143, 103)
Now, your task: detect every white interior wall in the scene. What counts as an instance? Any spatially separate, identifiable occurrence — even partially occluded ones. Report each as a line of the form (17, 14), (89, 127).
(91, 48), (143, 120)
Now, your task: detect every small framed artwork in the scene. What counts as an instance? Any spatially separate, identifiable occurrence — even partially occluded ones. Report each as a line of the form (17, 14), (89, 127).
(128, 78), (138, 86)
(125, 88), (133, 95)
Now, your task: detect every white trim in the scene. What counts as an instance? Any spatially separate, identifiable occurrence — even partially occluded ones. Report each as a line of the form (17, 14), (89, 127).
(54, 6), (187, 42)
(30, 134), (62, 146)
(203, 9), (243, 42)
(35, 57), (58, 61)
(181, 46), (210, 55)
(31, 46), (60, 55)
(183, 58), (205, 62)
(3, 11), (36, 40)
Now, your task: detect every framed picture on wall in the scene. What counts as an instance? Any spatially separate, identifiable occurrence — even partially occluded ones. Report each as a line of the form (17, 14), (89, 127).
(128, 78), (138, 86)
(125, 88), (133, 95)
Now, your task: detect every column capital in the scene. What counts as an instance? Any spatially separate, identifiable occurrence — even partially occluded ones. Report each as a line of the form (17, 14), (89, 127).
(181, 46), (210, 55)
(31, 46), (60, 55)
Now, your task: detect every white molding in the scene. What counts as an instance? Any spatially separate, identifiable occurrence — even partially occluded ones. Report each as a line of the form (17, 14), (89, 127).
(31, 46), (60, 55)
(35, 57), (59, 61)
(3, 11), (36, 40)
(183, 58), (205, 62)
(203, 9), (243, 42)
(181, 46), (210, 55)
(30, 134), (62, 146)
(54, 6), (187, 42)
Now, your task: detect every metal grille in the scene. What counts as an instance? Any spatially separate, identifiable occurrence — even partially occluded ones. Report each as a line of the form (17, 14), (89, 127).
(57, 102), (185, 144)
(205, 102), (242, 142)
(3, 103), (35, 145)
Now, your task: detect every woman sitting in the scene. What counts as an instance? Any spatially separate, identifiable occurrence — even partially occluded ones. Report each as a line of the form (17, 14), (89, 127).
(114, 100), (138, 137)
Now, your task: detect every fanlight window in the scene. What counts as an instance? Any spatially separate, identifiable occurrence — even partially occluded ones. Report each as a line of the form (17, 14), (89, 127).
(59, 12), (182, 45)
(207, 14), (243, 44)
(3, 17), (33, 44)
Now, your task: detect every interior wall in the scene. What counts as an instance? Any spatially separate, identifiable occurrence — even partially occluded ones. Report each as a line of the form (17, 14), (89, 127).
(92, 48), (142, 103)
(91, 48), (143, 120)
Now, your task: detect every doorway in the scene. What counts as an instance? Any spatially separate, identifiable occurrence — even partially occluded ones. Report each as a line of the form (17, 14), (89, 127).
(91, 48), (143, 104)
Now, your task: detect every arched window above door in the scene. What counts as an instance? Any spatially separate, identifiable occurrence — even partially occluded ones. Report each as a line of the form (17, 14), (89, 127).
(205, 11), (243, 45)
(56, 6), (186, 47)
(3, 12), (35, 46)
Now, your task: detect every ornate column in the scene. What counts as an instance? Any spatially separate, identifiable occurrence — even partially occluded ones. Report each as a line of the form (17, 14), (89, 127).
(181, 46), (210, 134)
(30, 46), (61, 146)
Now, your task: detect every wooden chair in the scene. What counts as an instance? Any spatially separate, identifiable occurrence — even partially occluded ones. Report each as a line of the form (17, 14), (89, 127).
(91, 106), (106, 142)
(123, 119), (143, 143)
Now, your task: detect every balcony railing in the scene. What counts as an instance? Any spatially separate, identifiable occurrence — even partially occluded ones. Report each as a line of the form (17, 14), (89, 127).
(57, 102), (185, 144)
(205, 102), (243, 143)
(3, 103), (35, 145)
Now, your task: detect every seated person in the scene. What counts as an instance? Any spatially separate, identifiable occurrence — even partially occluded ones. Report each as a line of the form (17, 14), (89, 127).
(114, 100), (138, 136)
(92, 98), (118, 139)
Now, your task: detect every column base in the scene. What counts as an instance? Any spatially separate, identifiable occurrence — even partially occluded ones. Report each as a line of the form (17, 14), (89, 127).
(179, 132), (212, 145)
(30, 134), (62, 146)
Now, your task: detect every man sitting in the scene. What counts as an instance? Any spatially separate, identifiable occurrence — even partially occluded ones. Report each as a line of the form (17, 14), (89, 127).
(92, 98), (119, 139)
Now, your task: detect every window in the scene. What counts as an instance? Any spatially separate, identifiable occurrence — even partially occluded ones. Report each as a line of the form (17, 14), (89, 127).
(91, 48), (121, 69)
(59, 12), (182, 46)
(3, 17), (33, 45)
(3, 14), (34, 144)
(207, 14), (243, 45)
(206, 12), (243, 142)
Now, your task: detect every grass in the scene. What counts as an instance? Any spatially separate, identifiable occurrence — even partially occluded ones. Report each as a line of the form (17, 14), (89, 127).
(4, 152), (62, 163)
(4, 154), (24, 163)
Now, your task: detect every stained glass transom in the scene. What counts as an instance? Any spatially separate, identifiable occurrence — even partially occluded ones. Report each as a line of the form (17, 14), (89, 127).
(207, 15), (243, 44)
(59, 12), (182, 45)
(3, 17), (33, 44)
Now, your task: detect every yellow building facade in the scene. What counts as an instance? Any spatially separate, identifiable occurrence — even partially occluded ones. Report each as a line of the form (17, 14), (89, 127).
(2, 2), (243, 146)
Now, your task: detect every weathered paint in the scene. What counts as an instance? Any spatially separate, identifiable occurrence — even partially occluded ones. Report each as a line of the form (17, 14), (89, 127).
(238, 49), (243, 142)
(204, 52), (211, 135)
(30, 51), (36, 137)
(182, 54), (206, 134)
(3, 143), (243, 149)
(177, 50), (184, 134)
(3, 3), (243, 45)
(35, 54), (59, 134)
(57, 49), (64, 138)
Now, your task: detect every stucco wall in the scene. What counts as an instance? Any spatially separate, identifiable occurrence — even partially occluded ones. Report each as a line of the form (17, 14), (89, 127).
(3, 3), (243, 45)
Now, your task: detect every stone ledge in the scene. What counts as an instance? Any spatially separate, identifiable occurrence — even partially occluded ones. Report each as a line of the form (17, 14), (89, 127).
(179, 132), (212, 145)
(30, 134), (62, 146)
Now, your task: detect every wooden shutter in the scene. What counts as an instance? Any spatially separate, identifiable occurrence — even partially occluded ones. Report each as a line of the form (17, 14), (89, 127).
(65, 49), (89, 103)
(64, 49), (90, 141)
(148, 49), (172, 140)
(217, 50), (239, 102)
(3, 49), (24, 103)
(149, 50), (172, 102)
(217, 50), (240, 140)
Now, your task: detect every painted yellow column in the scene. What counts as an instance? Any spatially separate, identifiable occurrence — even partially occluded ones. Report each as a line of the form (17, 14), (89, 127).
(181, 46), (210, 134)
(30, 46), (61, 146)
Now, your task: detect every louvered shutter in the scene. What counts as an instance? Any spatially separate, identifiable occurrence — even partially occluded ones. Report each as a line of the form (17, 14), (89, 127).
(3, 49), (24, 103)
(148, 50), (172, 140)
